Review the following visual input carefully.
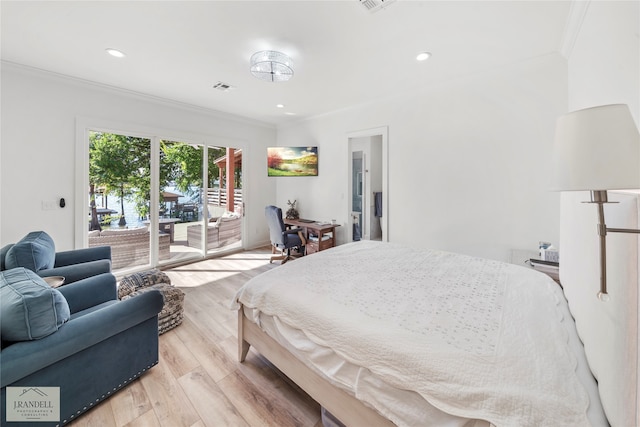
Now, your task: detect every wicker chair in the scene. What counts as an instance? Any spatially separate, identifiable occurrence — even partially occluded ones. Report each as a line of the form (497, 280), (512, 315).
(187, 214), (241, 250)
(89, 228), (170, 270)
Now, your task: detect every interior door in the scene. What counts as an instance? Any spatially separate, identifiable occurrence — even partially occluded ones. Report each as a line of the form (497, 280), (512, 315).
(349, 136), (383, 242)
(351, 151), (364, 241)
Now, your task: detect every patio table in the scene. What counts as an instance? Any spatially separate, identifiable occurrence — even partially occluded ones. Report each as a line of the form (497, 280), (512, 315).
(144, 218), (181, 242)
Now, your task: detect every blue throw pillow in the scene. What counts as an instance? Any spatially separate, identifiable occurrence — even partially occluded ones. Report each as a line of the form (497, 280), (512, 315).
(0, 267), (70, 341)
(0, 244), (13, 271)
(5, 231), (56, 273)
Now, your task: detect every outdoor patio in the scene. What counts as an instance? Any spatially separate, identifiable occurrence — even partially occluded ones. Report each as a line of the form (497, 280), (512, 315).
(89, 217), (242, 273)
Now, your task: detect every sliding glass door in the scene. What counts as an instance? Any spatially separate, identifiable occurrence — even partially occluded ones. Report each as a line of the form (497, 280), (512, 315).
(86, 130), (242, 274)
(88, 132), (152, 271)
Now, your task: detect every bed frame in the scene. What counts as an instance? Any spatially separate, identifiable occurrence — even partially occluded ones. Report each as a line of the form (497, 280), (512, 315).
(237, 190), (640, 426)
(237, 309), (396, 427)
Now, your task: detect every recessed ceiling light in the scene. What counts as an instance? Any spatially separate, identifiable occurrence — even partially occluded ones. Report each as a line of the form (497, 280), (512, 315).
(284, 112), (297, 116)
(106, 48), (126, 58)
(276, 104), (285, 108)
(416, 51), (431, 61)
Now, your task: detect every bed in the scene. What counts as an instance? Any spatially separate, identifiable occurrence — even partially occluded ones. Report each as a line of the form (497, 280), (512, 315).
(234, 190), (639, 426)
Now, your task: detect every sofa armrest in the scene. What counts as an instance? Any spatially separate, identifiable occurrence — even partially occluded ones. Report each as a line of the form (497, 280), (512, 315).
(39, 259), (112, 284)
(0, 244), (13, 271)
(0, 289), (163, 387)
(54, 246), (112, 267)
(58, 273), (117, 314)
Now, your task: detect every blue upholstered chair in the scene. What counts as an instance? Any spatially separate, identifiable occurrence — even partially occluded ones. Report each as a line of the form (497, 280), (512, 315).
(1, 267), (163, 426)
(1, 231), (111, 284)
(265, 205), (306, 264)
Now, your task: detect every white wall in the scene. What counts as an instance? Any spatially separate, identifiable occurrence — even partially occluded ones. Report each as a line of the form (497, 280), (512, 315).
(556, 0), (639, 280)
(562, 4), (639, 425)
(0, 63), (277, 250)
(273, 1), (638, 263)
(3, 2), (634, 261)
(277, 54), (568, 261)
(568, 1), (639, 124)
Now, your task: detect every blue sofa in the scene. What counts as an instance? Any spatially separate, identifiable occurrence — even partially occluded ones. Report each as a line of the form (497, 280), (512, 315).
(0, 267), (164, 426)
(0, 231), (111, 284)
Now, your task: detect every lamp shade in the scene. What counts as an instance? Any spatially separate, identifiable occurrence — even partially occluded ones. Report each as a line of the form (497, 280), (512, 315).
(552, 104), (640, 191)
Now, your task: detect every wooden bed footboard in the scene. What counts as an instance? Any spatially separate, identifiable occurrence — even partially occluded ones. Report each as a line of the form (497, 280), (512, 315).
(237, 307), (396, 427)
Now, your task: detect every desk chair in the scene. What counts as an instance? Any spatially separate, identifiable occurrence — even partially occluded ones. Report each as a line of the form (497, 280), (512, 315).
(265, 205), (306, 264)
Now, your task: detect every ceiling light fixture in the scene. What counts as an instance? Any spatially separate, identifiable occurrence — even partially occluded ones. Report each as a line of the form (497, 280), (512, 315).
(250, 51), (294, 82)
(106, 48), (126, 58)
(276, 104), (285, 108)
(416, 51), (432, 61)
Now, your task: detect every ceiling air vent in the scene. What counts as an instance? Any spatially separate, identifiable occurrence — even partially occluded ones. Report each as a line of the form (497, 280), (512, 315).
(212, 81), (235, 92)
(359, 0), (396, 13)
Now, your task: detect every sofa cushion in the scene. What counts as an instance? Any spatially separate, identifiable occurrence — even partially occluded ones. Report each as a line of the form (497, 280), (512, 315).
(100, 227), (147, 236)
(0, 267), (70, 341)
(5, 231), (56, 272)
(221, 210), (241, 220)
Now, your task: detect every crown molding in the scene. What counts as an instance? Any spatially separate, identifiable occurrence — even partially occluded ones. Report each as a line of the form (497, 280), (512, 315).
(559, 0), (591, 59)
(1, 60), (276, 130)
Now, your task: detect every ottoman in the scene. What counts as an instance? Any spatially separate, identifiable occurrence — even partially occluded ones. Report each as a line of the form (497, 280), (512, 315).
(119, 269), (185, 334)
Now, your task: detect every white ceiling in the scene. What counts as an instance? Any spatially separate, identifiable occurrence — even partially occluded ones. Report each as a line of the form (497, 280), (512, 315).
(1, 1), (572, 126)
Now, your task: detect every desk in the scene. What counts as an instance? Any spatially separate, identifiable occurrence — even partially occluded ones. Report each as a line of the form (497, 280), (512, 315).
(284, 219), (340, 254)
(144, 218), (181, 242)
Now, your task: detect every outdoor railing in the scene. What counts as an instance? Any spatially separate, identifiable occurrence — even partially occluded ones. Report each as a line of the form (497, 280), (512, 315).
(205, 188), (242, 208)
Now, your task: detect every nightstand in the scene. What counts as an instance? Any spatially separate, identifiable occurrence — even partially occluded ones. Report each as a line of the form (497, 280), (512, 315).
(527, 259), (561, 286)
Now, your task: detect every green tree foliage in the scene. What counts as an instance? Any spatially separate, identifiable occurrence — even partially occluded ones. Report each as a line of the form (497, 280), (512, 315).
(209, 147), (228, 187)
(89, 134), (236, 231)
(162, 142), (203, 197)
(161, 142), (229, 194)
(89, 133), (150, 228)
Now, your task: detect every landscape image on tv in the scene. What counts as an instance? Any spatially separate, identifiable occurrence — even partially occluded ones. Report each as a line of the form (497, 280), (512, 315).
(267, 146), (318, 177)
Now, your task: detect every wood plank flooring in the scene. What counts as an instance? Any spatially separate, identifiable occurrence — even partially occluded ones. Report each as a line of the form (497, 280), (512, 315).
(68, 248), (323, 427)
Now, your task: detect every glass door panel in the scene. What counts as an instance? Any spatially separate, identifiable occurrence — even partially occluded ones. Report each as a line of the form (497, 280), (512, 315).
(158, 140), (206, 265)
(88, 131), (151, 273)
(205, 147), (242, 256)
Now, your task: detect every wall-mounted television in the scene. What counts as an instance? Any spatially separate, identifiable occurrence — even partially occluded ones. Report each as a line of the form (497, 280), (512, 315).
(267, 146), (318, 177)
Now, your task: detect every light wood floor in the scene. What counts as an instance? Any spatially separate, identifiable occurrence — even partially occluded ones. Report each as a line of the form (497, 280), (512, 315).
(69, 248), (324, 427)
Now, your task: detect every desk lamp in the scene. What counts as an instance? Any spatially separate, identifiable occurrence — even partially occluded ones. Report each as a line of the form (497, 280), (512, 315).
(552, 104), (640, 300)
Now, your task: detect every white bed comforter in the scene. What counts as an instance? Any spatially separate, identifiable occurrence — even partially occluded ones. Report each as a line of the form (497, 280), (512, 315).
(234, 241), (590, 426)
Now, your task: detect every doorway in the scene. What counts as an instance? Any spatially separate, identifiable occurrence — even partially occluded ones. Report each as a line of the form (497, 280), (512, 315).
(347, 127), (388, 242)
(77, 120), (244, 274)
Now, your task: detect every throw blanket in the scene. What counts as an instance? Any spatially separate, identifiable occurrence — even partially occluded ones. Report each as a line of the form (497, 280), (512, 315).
(234, 241), (590, 426)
